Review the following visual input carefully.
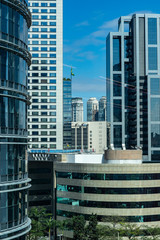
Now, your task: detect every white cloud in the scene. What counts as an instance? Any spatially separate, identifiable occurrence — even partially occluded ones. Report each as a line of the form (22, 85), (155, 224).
(75, 21), (90, 27)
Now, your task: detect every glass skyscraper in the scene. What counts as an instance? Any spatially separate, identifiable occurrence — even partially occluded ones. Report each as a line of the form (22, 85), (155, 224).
(0, 0), (31, 239)
(28, 0), (63, 150)
(63, 78), (72, 149)
(106, 14), (160, 161)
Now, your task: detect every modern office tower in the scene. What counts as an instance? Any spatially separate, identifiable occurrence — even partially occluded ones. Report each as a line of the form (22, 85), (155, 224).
(72, 97), (83, 122)
(99, 96), (106, 121)
(28, 0), (63, 150)
(0, 0), (31, 239)
(106, 14), (160, 161)
(87, 97), (99, 121)
(71, 122), (107, 153)
(63, 78), (72, 149)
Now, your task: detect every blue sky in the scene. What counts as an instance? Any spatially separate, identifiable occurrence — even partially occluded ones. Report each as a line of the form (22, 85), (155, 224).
(63, 0), (159, 119)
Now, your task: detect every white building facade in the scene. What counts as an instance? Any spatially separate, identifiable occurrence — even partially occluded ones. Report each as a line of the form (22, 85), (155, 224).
(28, 0), (63, 150)
(72, 97), (83, 122)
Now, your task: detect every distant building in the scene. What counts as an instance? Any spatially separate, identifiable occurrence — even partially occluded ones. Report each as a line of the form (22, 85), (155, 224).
(72, 97), (83, 122)
(63, 78), (72, 149)
(87, 97), (99, 121)
(71, 121), (107, 153)
(99, 96), (106, 121)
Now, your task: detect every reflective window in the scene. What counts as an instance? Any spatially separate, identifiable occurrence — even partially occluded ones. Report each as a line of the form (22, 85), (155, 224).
(150, 78), (160, 95)
(151, 98), (160, 121)
(148, 18), (157, 44)
(113, 100), (122, 122)
(151, 124), (160, 147)
(113, 38), (121, 71)
(148, 47), (157, 70)
(113, 74), (121, 96)
(114, 125), (122, 148)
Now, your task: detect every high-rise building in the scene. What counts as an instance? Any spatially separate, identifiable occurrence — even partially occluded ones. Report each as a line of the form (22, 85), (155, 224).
(106, 14), (160, 161)
(72, 97), (83, 122)
(28, 0), (63, 150)
(63, 78), (72, 149)
(0, 1), (31, 239)
(99, 96), (106, 121)
(87, 97), (99, 121)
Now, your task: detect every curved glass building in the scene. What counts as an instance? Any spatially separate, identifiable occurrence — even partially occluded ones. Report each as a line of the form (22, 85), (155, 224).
(0, 0), (31, 239)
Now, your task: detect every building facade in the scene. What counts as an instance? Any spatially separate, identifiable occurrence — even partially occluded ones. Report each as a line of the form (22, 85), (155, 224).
(106, 14), (160, 161)
(55, 150), (160, 239)
(63, 78), (72, 149)
(71, 121), (107, 153)
(0, 0), (31, 239)
(72, 97), (83, 122)
(87, 97), (99, 121)
(28, 0), (63, 150)
(98, 96), (106, 121)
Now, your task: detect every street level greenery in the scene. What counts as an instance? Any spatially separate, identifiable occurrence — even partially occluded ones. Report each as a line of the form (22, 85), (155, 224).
(28, 209), (160, 240)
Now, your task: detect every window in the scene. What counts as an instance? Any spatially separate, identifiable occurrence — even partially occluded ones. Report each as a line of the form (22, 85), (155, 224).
(32, 54), (39, 58)
(32, 66), (38, 70)
(41, 138), (47, 142)
(32, 28), (39, 32)
(41, 86), (47, 90)
(32, 125), (38, 129)
(50, 86), (56, 90)
(41, 54), (47, 58)
(32, 79), (38, 83)
(41, 73), (47, 76)
(113, 37), (121, 71)
(50, 22), (56, 26)
(41, 22), (47, 26)
(41, 131), (47, 135)
(41, 125), (47, 129)
(32, 132), (39, 135)
(41, 112), (47, 116)
(50, 41), (56, 45)
(41, 105), (47, 109)
(50, 118), (56, 122)
(50, 3), (56, 6)
(50, 138), (56, 142)
(148, 18), (157, 44)
(41, 3), (47, 6)
(32, 60), (39, 64)
(50, 73), (56, 77)
(41, 16), (47, 19)
(50, 92), (56, 96)
(148, 47), (157, 70)
(32, 105), (38, 109)
(32, 15), (39, 19)
(41, 28), (48, 32)
(114, 125), (122, 148)
(32, 34), (39, 38)
(41, 9), (47, 13)
(113, 100), (122, 122)
(50, 99), (56, 103)
(32, 22), (39, 26)
(41, 99), (47, 103)
(41, 34), (48, 38)
(41, 60), (48, 64)
(50, 35), (56, 39)
(50, 105), (56, 109)
(41, 92), (47, 96)
(41, 47), (47, 51)
(50, 9), (56, 13)
(32, 9), (39, 13)
(50, 80), (56, 84)
(50, 67), (56, 71)
(113, 74), (121, 96)
(32, 99), (38, 103)
(41, 118), (47, 122)
(50, 16), (56, 20)
(50, 28), (56, 32)
(41, 67), (47, 70)
(50, 60), (56, 64)
(32, 86), (38, 90)
(32, 3), (39, 6)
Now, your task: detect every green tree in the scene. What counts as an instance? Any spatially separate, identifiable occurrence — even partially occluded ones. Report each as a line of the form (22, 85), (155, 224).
(87, 214), (99, 240)
(28, 207), (47, 240)
(44, 216), (57, 240)
(72, 215), (86, 240)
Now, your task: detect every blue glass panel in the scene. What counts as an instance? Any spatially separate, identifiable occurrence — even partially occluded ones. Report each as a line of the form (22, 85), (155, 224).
(148, 47), (157, 70)
(148, 18), (157, 44)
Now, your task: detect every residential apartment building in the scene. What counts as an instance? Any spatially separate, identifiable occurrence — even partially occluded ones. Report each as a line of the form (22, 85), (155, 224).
(72, 97), (83, 122)
(71, 121), (107, 153)
(28, 0), (63, 150)
(106, 14), (160, 161)
(0, 0), (31, 239)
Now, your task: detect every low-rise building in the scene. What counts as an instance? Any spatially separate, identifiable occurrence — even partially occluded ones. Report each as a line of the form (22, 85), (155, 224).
(71, 121), (107, 153)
